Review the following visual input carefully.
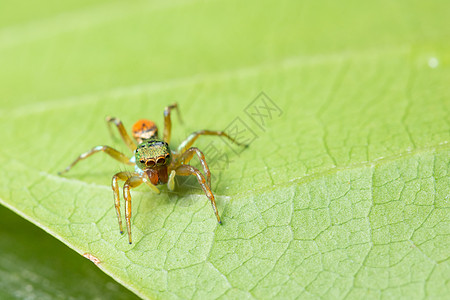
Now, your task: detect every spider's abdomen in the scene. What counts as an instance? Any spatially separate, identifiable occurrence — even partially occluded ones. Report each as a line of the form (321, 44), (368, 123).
(132, 119), (158, 142)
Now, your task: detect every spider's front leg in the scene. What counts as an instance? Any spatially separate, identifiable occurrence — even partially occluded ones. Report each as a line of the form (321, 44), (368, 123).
(59, 146), (134, 175)
(106, 116), (137, 151)
(112, 171), (134, 234)
(122, 175), (145, 244)
(173, 164), (221, 224)
(171, 147), (212, 187)
(113, 172), (160, 244)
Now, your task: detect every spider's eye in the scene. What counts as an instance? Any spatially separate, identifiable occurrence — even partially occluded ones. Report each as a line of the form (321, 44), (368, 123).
(140, 159), (145, 164)
(156, 157), (166, 165)
(146, 160), (155, 167)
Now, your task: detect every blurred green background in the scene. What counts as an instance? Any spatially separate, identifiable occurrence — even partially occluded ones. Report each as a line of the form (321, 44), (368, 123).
(1, 0), (448, 110)
(0, 205), (138, 299)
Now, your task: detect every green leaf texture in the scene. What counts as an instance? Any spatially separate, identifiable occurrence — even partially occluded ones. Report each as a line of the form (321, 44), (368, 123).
(0, 0), (449, 299)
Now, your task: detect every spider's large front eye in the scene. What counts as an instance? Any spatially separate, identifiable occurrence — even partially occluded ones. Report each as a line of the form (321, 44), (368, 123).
(146, 160), (155, 167)
(156, 157), (166, 165)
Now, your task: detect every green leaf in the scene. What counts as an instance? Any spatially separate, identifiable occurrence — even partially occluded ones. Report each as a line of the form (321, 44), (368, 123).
(1, 0), (449, 299)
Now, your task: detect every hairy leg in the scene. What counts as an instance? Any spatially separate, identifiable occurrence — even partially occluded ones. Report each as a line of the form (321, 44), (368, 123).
(106, 116), (137, 151)
(112, 171), (134, 234)
(163, 103), (182, 144)
(177, 130), (247, 154)
(174, 164), (221, 224)
(123, 175), (145, 244)
(59, 145), (134, 175)
(172, 147), (211, 187)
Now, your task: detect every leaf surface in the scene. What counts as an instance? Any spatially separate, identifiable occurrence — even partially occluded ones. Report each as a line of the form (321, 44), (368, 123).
(0, 0), (449, 299)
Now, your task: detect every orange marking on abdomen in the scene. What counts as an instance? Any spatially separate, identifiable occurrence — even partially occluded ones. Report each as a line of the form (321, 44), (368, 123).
(132, 119), (156, 133)
(132, 119), (158, 140)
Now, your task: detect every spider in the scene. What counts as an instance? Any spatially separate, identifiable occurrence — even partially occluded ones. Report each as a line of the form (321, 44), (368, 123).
(59, 103), (245, 244)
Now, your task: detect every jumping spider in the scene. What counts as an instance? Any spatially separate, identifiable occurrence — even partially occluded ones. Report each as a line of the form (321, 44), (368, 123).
(59, 103), (245, 244)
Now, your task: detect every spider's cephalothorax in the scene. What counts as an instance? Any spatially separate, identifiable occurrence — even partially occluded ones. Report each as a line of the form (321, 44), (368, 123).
(59, 103), (247, 244)
(135, 138), (171, 169)
(135, 138), (172, 185)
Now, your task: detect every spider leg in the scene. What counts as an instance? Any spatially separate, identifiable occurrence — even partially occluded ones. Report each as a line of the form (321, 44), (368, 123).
(172, 147), (211, 187)
(174, 164), (221, 224)
(112, 171), (134, 234)
(163, 103), (182, 144)
(177, 130), (247, 154)
(106, 116), (137, 151)
(59, 146), (134, 175)
(123, 175), (149, 244)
